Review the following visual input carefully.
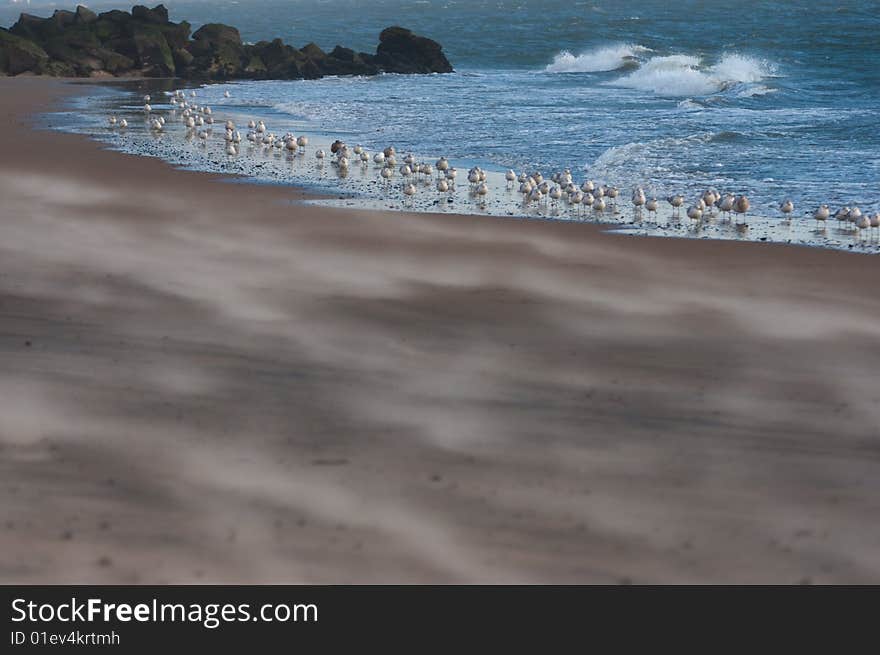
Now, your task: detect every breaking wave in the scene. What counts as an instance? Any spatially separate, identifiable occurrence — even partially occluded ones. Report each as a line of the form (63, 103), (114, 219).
(544, 44), (650, 73)
(610, 53), (777, 96)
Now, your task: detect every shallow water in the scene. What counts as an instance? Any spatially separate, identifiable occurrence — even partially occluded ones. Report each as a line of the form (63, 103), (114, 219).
(10, 0), (879, 252)
(47, 81), (880, 255)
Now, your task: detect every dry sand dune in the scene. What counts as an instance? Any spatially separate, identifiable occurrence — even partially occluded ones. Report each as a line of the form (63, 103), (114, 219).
(1, 77), (879, 583)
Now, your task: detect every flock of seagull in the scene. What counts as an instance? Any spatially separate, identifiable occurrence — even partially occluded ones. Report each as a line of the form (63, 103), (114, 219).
(104, 89), (880, 241)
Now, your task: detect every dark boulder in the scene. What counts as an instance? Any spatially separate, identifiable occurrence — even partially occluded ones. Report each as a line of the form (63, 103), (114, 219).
(375, 26), (452, 74)
(94, 47), (135, 73)
(0, 28), (50, 75)
(171, 47), (193, 69)
(0, 6), (453, 79)
(191, 23), (241, 47)
(131, 23), (174, 76)
(74, 6), (98, 26)
(10, 14), (53, 41)
(187, 23), (244, 78)
(159, 20), (190, 49)
(132, 5), (169, 25)
(97, 10), (132, 25)
(50, 10), (77, 32)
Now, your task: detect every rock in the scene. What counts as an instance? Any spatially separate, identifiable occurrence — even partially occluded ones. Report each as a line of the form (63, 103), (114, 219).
(159, 20), (190, 50)
(94, 47), (135, 73)
(50, 10), (77, 32)
(96, 10), (132, 25)
(0, 28), (50, 75)
(300, 42), (325, 60)
(131, 5), (169, 25)
(244, 54), (266, 75)
(0, 6), (453, 79)
(187, 22), (244, 78)
(376, 26), (452, 74)
(131, 24), (174, 76)
(171, 47), (193, 69)
(9, 14), (52, 41)
(329, 46), (356, 62)
(191, 23), (241, 47)
(74, 6), (98, 26)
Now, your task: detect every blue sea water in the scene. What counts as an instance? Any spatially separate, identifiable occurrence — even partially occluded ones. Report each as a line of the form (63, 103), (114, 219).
(4, 0), (879, 216)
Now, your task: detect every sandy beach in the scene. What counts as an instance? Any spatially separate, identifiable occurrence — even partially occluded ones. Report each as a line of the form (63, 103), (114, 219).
(1, 76), (879, 584)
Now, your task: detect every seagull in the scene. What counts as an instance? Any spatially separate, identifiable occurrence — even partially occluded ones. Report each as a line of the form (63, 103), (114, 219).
(869, 212), (880, 239)
(718, 193), (735, 220)
(855, 212), (870, 240)
(667, 194), (684, 218)
(569, 191), (583, 217)
(632, 187), (646, 218)
(403, 183), (416, 205)
(476, 182), (489, 206)
(645, 198), (658, 220)
(505, 169), (517, 189)
(606, 186), (619, 210)
(733, 195), (750, 224)
(849, 207), (863, 231)
(780, 199), (794, 221)
(813, 204), (830, 229)
(687, 205), (703, 224)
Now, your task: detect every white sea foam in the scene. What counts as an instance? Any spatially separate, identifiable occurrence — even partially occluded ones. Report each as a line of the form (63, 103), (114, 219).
(610, 53), (776, 96)
(544, 44), (649, 73)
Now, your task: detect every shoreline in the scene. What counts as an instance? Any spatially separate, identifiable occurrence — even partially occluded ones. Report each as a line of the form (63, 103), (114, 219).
(47, 76), (880, 256)
(2, 76), (880, 583)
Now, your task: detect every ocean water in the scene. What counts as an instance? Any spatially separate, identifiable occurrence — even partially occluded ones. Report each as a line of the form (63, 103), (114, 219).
(6, 0), (880, 249)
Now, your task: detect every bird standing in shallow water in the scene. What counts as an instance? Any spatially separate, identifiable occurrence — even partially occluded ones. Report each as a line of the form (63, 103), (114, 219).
(780, 199), (794, 221)
(667, 195), (684, 219)
(855, 212), (870, 240)
(505, 170), (516, 189)
(813, 205), (829, 229)
(632, 187), (646, 218)
(733, 195), (750, 225)
(866, 212), (880, 239)
(403, 183), (416, 206)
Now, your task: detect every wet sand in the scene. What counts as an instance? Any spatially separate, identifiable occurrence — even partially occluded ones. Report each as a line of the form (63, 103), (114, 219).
(1, 76), (879, 584)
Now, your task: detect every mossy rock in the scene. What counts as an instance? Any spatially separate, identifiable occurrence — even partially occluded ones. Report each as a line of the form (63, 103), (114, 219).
(192, 23), (241, 46)
(74, 6), (99, 25)
(160, 21), (191, 50)
(172, 47), (193, 69)
(44, 60), (77, 76)
(93, 47), (135, 73)
(300, 42), (325, 60)
(0, 29), (50, 75)
(244, 54), (266, 75)
(92, 18), (125, 43)
(132, 4), (169, 25)
(131, 23), (174, 76)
